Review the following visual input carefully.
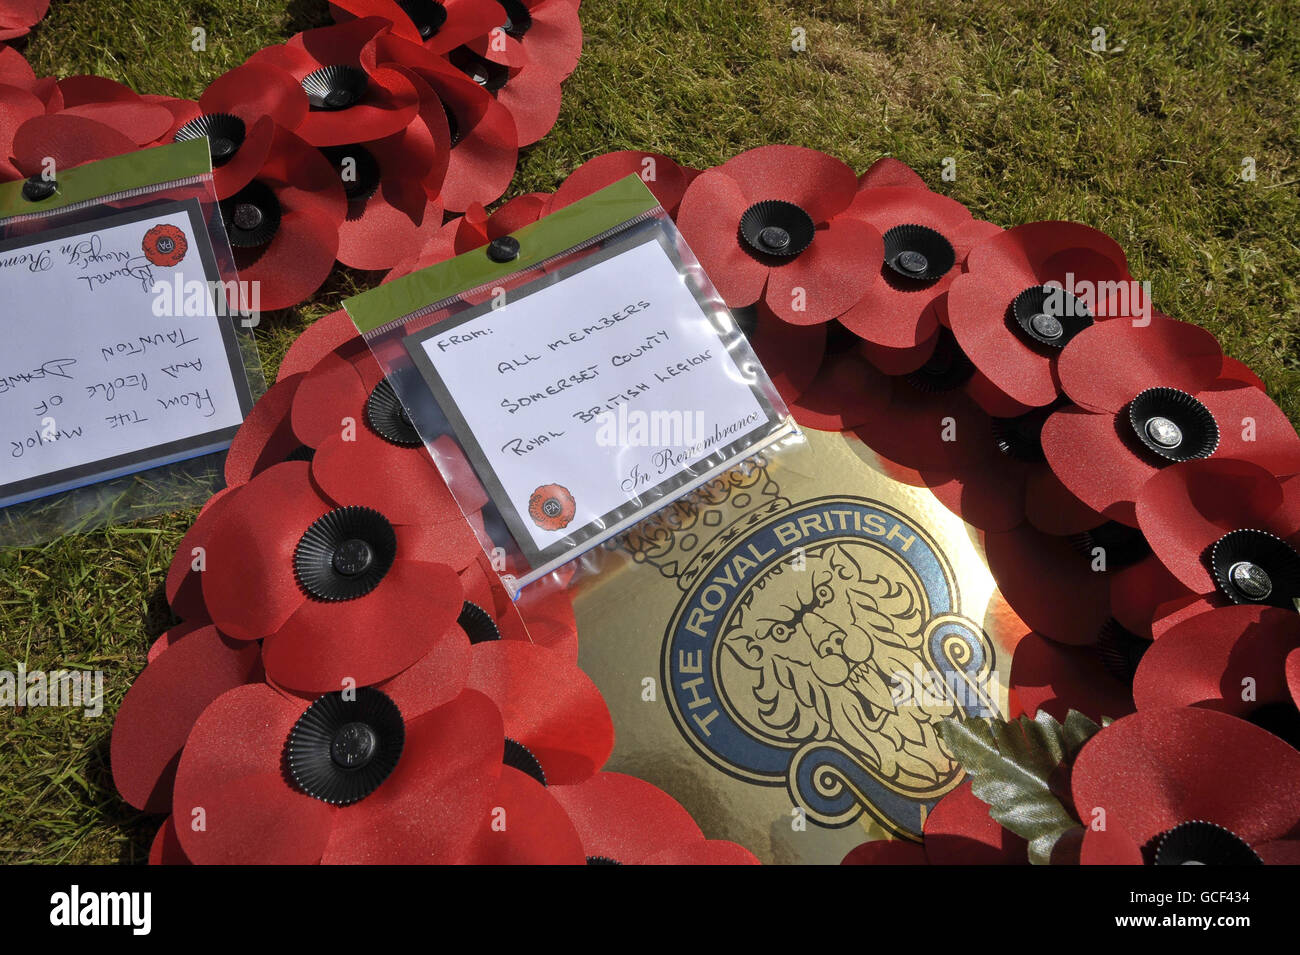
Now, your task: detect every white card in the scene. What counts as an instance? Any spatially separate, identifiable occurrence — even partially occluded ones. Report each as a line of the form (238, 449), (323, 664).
(0, 201), (253, 508)
(404, 231), (790, 578)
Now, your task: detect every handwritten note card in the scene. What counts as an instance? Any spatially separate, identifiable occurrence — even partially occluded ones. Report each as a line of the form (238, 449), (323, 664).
(0, 201), (252, 508)
(405, 231), (786, 574)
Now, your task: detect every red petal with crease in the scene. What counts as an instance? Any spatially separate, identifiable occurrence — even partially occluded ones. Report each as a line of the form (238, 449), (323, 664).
(1071, 706), (1300, 847)
(376, 623), (472, 719)
(858, 157), (928, 191)
(764, 215), (882, 325)
(551, 151), (691, 215)
(199, 62), (309, 129)
(149, 817), (191, 865)
(312, 427), (465, 525)
(923, 780), (1027, 864)
(1058, 317), (1223, 414)
(224, 373), (304, 487)
(462, 766), (586, 864)
(675, 169), (770, 308)
(722, 145), (857, 222)
(0, 85), (45, 181)
(12, 114), (136, 176)
(181, 773), (334, 865)
(61, 101), (174, 146)
(264, 558), (463, 692)
(1041, 406), (1154, 526)
(550, 771), (704, 864)
(112, 626), (262, 812)
(290, 351), (370, 448)
(467, 640), (613, 784)
(1011, 631), (1134, 723)
(1133, 605), (1295, 713)
(278, 309), (362, 380)
(322, 690), (503, 863)
(1200, 381), (1300, 477)
(493, 63), (562, 146)
(1135, 459), (1294, 593)
(985, 525), (1110, 646)
(200, 462), (325, 641)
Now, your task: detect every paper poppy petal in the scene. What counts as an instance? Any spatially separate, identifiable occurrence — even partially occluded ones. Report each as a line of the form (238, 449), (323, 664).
(312, 427), (466, 526)
(467, 640), (613, 785)
(1133, 605), (1295, 713)
(764, 215), (883, 325)
(493, 65), (562, 146)
(337, 186), (442, 271)
(375, 622), (472, 719)
(923, 780), (1027, 865)
(1071, 706), (1300, 847)
(148, 817), (191, 865)
(60, 100), (175, 146)
(199, 61), (309, 129)
(0, 84), (44, 180)
(1079, 824), (1144, 865)
(1041, 406), (1155, 526)
(181, 772), (334, 865)
(224, 373), (304, 487)
(1011, 631), (1134, 723)
(1219, 356), (1266, 390)
(841, 839), (930, 864)
(234, 206), (343, 312)
(1023, 464), (1107, 536)
(746, 302), (827, 403)
(1135, 459), (1291, 593)
(1200, 381), (1300, 477)
(1108, 553), (1193, 639)
(722, 145), (858, 222)
(201, 462), (325, 641)
(552, 151), (690, 215)
(277, 309), (362, 381)
(462, 766), (586, 864)
(165, 486), (237, 622)
(289, 351), (369, 449)
(858, 157), (928, 191)
(321, 689), (503, 864)
(111, 626), (262, 812)
(524, 0), (584, 80)
(550, 771), (705, 864)
(676, 169), (771, 309)
(264, 558), (463, 692)
(1058, 317), (1224, 414)
(985, 525), (1111, 646)
(12, 114), (137, 176)
(0, 44), (37, 88)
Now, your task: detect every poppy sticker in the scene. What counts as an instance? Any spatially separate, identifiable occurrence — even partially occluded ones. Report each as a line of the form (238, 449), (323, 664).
(529, 484), (576, 531)
(142, 223), (189, 267)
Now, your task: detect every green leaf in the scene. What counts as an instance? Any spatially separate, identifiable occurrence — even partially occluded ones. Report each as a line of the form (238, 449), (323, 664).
(938, 710), (1102, 865)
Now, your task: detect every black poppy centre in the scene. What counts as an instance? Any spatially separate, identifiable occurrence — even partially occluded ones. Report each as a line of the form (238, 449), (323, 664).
(302, 64), (370, 111)
(1209, 529), (1300, 609)
(175, 113), (247, 167)
(219, 180), (282, 248)
(738, 200), (815, 258)
(1152, 820), (1262, 866)
(1127, 387), (1219, 463)
(882, 224), (955, 283)
(294, 506), (398, 601)
(286, 687), (406, 805)
(1010, 285), (1093, 348)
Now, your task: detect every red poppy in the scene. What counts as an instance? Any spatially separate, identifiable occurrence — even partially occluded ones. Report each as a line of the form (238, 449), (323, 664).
(448, 0), (582, 146)
(368, 32), (520, 211)
(547, 150), (697, 216)
(167, 62), (310, 199)
(194, 457), (474, 693)
(1041, 315), (1300, 526)
(838, 183), (1001, 374)
(675, 145), (882, 326)
(248, 18), (421, 148)
(1134, 458), (1300, 613)
(0, 0), (48, 41)
(0, 80), (46, 181)
(1072, 706), (1300, 864)
(10, 75), (176, 177)
(217, 123), (347, 312)
(548, 771), (760, 864)
(946, 220), (1143, 412)
(387, 191), (548, 278)
(1133, 604), (1298, 722)
(842, 780), (1029, 865)
(330, 0), (503, 57)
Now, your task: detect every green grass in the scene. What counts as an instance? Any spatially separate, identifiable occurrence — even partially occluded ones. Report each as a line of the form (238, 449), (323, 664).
(3, 0), (1299, 862)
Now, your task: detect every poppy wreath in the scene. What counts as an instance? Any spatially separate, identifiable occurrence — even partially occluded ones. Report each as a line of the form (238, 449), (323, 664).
(0, 2), (583, 307)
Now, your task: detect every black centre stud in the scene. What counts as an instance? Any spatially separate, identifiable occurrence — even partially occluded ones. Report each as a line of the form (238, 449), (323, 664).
(21, 176), (57, 202)
(175, 113), (247, 167)
(1127, 387), (1219, 463)
(882, 225), (955, 283)
(364, 378), (423, 447)
(1153, 821), (1263, 866)
(738, 200), (815, 258)
(1010, 285), (1093, 348)
(294, 506), (398, 601)
(487, 235), (520, 262)
(1209, 529), (1300, 609)
(220, 181), (282, 248)
(449, 47), (511, 92)
(398, 0), (448, 39)
(498, 0), (533, 39)
(302, 65), (370, 112)
(286, 688), (405, 805)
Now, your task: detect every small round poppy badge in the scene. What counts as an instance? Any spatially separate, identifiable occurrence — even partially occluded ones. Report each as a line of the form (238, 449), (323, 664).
(142, 223), (188, 267)
(528, 484), (576, 531)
